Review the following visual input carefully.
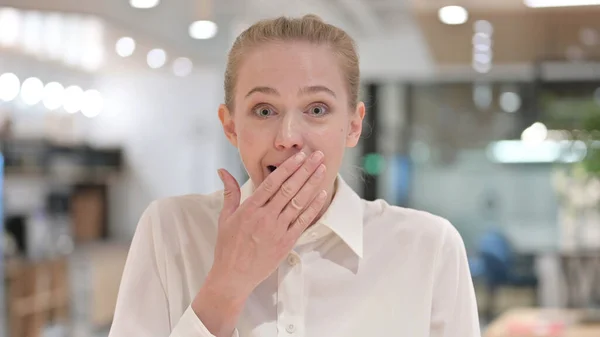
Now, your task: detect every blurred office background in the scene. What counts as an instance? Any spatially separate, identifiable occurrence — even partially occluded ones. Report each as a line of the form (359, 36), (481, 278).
(1, 0), (600, 336)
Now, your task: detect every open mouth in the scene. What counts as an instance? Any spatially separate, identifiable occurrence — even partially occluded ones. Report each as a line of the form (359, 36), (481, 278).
(267, 165), (277, 173)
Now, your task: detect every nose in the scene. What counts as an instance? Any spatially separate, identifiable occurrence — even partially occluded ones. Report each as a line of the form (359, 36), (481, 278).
(274, 112), (304, 151)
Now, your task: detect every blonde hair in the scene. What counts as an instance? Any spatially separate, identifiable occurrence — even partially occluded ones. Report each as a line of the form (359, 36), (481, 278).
(224, 14), (360, 109)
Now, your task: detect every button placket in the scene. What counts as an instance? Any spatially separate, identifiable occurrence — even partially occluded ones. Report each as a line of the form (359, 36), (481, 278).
(286, 323), (296, 334)
(277, 252), (305, 336)
(287, 254), (299, 267)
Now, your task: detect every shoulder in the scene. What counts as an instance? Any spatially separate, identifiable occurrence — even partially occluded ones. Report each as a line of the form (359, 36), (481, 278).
(137, 190), (224, 248)
(147, 190), (224, 222)
(362, 198), (464, 256)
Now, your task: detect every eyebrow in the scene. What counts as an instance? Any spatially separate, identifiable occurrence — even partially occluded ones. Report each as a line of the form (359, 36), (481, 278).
(245, 86), (279, 97)
(299, 85), (336, 98)
(245, 85), (337, 99)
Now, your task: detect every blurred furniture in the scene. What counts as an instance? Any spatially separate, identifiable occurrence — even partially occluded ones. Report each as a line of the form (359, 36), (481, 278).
(5, 215), (27, 254)
(477, 230), (539, 320)
(70, 184), (108, 243)
(485, 308), (600, 337)
(559, 249), (600, 308)
(5, 257), (70, 337)
(70, 242), (129, 332)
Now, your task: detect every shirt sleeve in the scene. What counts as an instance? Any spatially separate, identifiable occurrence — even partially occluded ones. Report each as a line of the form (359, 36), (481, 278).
(170, 306), (240, 337)
(429, 221), (481, 337)
(108, 202), (240, 337)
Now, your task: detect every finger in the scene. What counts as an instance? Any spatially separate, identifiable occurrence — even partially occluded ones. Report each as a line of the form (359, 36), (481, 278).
(248, 151), (308, 207)
(277, 164), (326, 225)
(218, 169), (241, 220)
(286, 190), (327, 239)
(267, 151), (324, 212)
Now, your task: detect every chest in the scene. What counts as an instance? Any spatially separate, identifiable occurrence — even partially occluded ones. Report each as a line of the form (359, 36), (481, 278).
(235, 248), (434, 337)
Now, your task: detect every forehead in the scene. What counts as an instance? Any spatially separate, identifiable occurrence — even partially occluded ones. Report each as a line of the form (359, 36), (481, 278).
(235, 42), (347, 98)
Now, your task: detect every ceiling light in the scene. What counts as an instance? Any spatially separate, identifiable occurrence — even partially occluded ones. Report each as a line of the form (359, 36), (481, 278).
(42, 82), (65, 110)
(147, 48), (167, 69)
(474, 20), (493, 36)
(524, 0), (600, 7)
(22, 11), (43, 54)
(116, 37), (136, 57)
(173, 57), (193, 77)
(499, 92), (521, 113)
(472, 32), (492, 49)
(79, 17), (105, 71)
(521, 122), (548, 146)
(81, 46), (104, 72)
(130, 0), (160, 9)
(473, 61), (492, 74)
(43, 12), (64, 60)
(438, 6), (468, 25)
(63, 85), (84, 113)
(0, 7), (21, 47)
(473, 83), (493, 110)
(0, 72), (20, 101)
(20, 77), (44, 105)
(473, 52), (492, 64)
(81, 90), (103, 118)
(487, 140), (586, 164)
(189, 20), (218, 40)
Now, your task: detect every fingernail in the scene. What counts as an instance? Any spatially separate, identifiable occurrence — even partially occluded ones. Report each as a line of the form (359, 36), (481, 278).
(311, 151), (324, 162)
(294, 152), (307, 163)
(217, 169), (224, 181)
(315, 164), (326, 177)
(317, 190), (327, 201)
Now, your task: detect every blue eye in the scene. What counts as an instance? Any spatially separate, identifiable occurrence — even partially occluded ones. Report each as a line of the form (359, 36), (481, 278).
(254, 106), (275, 118)
(307, 104), (328, 116)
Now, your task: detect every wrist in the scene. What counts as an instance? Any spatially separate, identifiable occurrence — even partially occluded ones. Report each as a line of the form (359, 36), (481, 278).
(191, 272), (248, 337)
(193, 269), (249, 314)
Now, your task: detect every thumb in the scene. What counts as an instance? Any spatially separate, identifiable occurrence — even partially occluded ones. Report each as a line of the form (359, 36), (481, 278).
(218, 168), (241, 219)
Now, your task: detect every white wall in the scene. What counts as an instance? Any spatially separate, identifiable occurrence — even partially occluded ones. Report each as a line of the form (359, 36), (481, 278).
(0, 55), (94, 216)
(87, 67), (242, 238)
(357, 20), (435, 81)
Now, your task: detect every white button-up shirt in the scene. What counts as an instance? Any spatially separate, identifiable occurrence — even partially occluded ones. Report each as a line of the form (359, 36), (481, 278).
(109, 176), (480, 337)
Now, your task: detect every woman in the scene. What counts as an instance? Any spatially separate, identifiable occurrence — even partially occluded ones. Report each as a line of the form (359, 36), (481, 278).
(109, 14), (480, 337)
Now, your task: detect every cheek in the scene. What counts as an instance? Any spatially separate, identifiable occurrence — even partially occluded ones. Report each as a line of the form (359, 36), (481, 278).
(237, 127), (256, 148)
(307, 125), (347, 162)
(236, 128), (259, 168)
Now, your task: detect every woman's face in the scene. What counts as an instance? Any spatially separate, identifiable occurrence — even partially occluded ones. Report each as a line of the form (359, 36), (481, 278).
(219, 41), (365, 196)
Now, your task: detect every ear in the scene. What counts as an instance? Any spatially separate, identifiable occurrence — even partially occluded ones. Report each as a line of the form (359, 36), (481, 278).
(218, 104), (238, 147)
(346, 101), (365, 148)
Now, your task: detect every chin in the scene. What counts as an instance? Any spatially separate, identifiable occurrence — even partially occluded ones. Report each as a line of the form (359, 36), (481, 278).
(247, 170), (266, 188)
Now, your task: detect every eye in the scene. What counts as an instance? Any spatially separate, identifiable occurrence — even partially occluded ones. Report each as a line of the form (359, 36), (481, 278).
(253, 105), (276, 118)
(306, 104), (329, 117)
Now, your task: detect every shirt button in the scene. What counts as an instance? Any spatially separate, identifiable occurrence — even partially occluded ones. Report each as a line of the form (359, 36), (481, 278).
(287, 254), (299, 266)
(286, 324), (296, 334)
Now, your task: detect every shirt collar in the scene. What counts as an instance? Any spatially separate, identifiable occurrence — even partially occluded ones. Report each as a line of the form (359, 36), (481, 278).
(239, 174), (364, 258)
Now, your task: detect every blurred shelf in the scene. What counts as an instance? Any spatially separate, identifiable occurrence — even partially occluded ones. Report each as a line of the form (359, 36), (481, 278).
(4, 166), (46, 176)
(2, 138), (123, 183)
(11, 288), (69, 316)
(5, 165), (121, 182)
